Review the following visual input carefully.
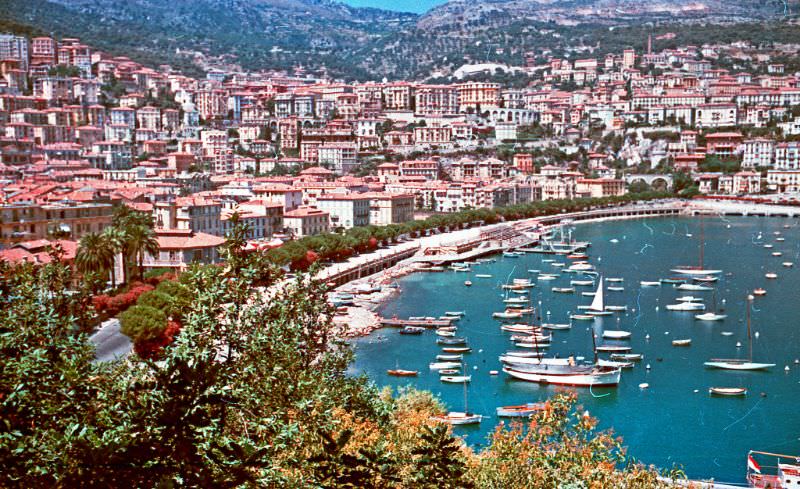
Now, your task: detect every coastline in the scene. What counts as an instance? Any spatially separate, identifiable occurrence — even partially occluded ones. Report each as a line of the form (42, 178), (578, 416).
(333, 198), (798, 339)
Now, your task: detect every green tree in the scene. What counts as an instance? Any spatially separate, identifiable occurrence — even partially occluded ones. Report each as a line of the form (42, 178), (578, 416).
(75, 232), (115, 292)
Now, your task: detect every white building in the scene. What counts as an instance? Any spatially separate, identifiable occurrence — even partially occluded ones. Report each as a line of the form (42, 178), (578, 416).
(741, 139), (775, 169)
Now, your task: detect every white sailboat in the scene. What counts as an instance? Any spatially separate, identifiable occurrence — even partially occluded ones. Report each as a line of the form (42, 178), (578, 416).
(704, 294), (775, 371)
(672, 215), (722, 276)
(431, 377), (483, 425)
(695, 291), (727, 321)
(586, 277), (612, 316)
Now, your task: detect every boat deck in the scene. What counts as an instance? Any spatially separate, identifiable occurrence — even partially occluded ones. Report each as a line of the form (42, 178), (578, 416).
(380, 317), (456, 328)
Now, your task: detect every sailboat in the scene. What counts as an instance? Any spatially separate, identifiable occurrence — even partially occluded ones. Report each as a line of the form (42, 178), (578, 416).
(586, 277), (612, 316)
(695, 290), (727, 321)
(431, 369), (483, 425)
(704, 294), (775, 370)
(672, 215), (722, 276)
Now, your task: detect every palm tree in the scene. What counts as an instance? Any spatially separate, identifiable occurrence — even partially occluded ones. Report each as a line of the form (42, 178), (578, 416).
(75, 233), (115, 291)
(126, 225), (160, 279)
(101, 226), (125, 288)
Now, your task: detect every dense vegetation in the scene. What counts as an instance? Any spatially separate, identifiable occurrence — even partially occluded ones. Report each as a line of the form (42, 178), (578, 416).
(0, 210), (684, 486)
(3, 0), (800, 80)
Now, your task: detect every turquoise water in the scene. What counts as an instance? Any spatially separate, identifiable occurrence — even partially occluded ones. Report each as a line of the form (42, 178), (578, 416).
(350, 216), (800, 483)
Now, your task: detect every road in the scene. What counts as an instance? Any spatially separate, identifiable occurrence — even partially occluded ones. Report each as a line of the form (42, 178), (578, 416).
(89, 319), (132, 362)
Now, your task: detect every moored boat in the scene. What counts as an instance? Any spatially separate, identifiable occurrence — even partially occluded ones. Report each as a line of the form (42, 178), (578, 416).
(603, 330), (632, 340)
(429, 361), (461, 370)
(540, 322), (571, 330)
(640, 281), (661, 287)
(441, 375), (471, 383)
(672, 339), (692, 346)
(610, 353), (643, 361)
(400, 326), (425, 335)
(502, 365), (622, 387)
(436, 354), (463, 361)
(441, 347), (472, 353)
(496, 402), (546, 417)
(437, 337), (467, 345)
(431, 411), (482, 425)
(667, 302), (706, 311)
(552, 287), (575, 293)
(677, 283), (713, 291)
(387, 369), (418, 377)
(709, 387), (746, 396)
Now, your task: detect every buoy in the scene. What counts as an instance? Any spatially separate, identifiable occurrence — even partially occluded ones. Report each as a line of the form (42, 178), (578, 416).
(489, 370), (498, 375)
(645, 334), (651, 340)
(478, 349), (484, 353)
(646, 364), (652, 370)
(794, 359), (799, 364)
(736, 341), (742, 348)
(785, 366), (791, 372)
(761, 392), (767, 398)
(473, 366), (478, 370)
(693, 389), (699, 393)
(664, 331), (670, 335)
(754, 332), (760, 339)
(655, 306), (659, 311)
(639, 383), (649, 389)
(656, 357), (663, 362)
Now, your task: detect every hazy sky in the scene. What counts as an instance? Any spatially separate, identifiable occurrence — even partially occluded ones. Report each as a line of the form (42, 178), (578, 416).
(342, 0), (447, 13)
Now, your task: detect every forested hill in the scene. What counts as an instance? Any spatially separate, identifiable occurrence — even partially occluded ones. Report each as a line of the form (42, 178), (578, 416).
(1, 0), (798, 80)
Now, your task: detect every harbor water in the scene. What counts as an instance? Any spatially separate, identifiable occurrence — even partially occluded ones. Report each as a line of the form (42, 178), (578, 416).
(350, 216), (800, 483)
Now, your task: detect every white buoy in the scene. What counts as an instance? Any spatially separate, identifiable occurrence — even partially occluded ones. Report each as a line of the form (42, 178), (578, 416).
(693, 389), (699, 393)
(736, 341), (742, 348)
(794, 359), (799, 364)
(754, 332), (760, 339)
(785, 366), (791, 372)
(639, 383), (649, 389)
(645, 334), (651, 340)
(473, 366), (478, 370)
(664, 331), (670, 335)
(655, 306), (659, 311)
(478, 349), (484, 353)
(646, 364), (651, 370)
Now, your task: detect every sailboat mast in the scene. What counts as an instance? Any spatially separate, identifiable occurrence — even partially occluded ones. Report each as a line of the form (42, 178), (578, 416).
(699, 214), (705, 269)
(463, 369), (468, 413)
(746, 294), (753, 361)
(591, 330), (598, 364)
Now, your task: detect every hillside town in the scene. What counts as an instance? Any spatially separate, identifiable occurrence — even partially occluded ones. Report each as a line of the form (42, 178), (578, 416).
(2, 32), (800, 269)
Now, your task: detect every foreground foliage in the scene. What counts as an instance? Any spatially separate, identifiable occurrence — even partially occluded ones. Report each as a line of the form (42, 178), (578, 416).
(0, 233), (683, 487)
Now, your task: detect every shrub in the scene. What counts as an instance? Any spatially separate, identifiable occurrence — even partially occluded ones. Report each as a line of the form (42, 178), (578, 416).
(92, 294), (111, 314)
(119, 305), (168, 342)
(137, 290), (173, 313)
(143, 267), (172, 281)
(132, 319), (181, 359)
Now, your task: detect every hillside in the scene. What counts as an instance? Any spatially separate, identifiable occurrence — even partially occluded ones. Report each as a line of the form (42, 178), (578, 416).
(2, 0), (799, 80)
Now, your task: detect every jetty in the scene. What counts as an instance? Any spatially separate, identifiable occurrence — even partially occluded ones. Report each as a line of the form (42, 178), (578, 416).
(379, 317), (457, 328)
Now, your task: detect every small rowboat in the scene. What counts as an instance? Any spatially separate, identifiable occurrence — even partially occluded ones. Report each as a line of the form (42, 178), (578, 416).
(387, 369), (418, 377)
(570, 314), (595, 321)
(437, 337), (467, 345)
(540, 322), (571, 330)
(595, 345), (632, 353)
(581, 291), (596, 297)
(475, 274), (493, 278)
(611, 353), (643, 361)
(400, 327), (425, 335)
(430, 362), (461, 370)
(753, 288), (767, 296)
(441, 375), (471, 383)
(436, 354), (463, 361)
(436, 329), (456, 337)
(772, 252), (782, 257)
(672, 339), (692, 346)
(464, 281), (473, 286)
(571, 280), (594, 286)
(431, 412), (482, 425)
(709, 387), (747, 396)
(445, 311), (465, 316)
(552, 287), (575, 293)
(765, 273), (778, 279)
(640, 281), (661, 287)
(597, 358), (634, 369)
(438, 369), (460, 375)
(603, 330), (632, 340)
(783, 262), (794, 268)
(496, 402), (545, 417)
(606, 278), (624, 283)
(607, 286), (625, 292)
(442, 347), (472, 353)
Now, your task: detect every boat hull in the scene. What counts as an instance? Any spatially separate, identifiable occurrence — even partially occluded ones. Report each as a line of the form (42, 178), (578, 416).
(503, 366), (621, 387)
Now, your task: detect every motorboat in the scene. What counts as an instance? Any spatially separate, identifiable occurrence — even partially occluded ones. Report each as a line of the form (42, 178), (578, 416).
(570, 280), (595, 286)
(540, 322), (571, 330)
(676, 296), (704, 302)
(441, 375), (471, 383)
(607, 286), (625, 292)
(552, 287), (575, 293)
(431, 412), (482, 425)
(429, 362), (461, 370)
(493, 311), (523, 320)
(640, 281), (661, 287)
(437, 337), (467, 345)
(502, 365), (622, 387)
(667, 302), (705, 311)
(765, 273), (778, 279)
(610, 353), (643, 361)
(597, 358), (634, 369)
(595, 345), (632, 353)
(570, 314), (595, 321)
(436, 354), (463, 361)
(695, 312), (727, 321)
(387, 369), (418, 377)
(677, 284), (713, 291)
(603, 330), (632, 340)
(709, 387), (747, 396)
(672, 339), (692, 346)
(496, 403), (545, 417)
(400, 327), (425, 335)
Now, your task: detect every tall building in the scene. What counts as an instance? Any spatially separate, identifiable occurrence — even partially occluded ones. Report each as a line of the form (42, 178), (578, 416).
(0, 34), (29, 71)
